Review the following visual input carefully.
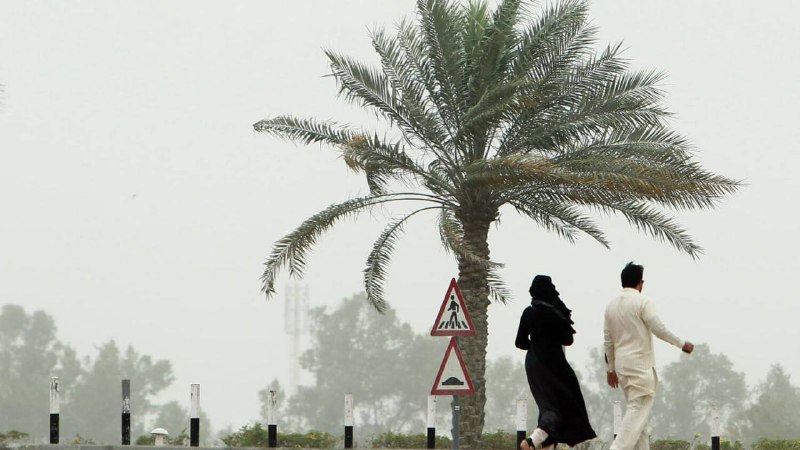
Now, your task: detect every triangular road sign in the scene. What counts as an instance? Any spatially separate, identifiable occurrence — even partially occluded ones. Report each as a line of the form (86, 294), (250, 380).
(431, 278), (476, 336)
(431, 337), (474, 396)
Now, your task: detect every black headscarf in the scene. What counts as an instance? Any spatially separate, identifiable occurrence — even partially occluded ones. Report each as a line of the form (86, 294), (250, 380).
(529, 275), (573, 324)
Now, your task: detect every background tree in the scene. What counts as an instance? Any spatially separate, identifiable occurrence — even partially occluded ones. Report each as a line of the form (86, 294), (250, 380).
(0, 305), (81, 441)
(576, 347), (622, 441)
(282, 293), (441, 439)
(258, 379), (287, 424)
(730, 364), (800, 443)
(650, 344), (746, 440)
(63, 341), (174, 444)
(258, 379), (302, 431)
(0, 304), (195, 445)
(483, 356), (536, 433)
(0, 430), (30, 448)
(254, 0), (739, 445)
(263, 295), (545, 437)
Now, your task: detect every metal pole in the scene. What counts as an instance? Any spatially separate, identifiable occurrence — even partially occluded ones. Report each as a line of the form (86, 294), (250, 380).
(267, 390), (278, 448)
(452, 395), (460, 450)
(344, 393), (354, 449)
(49, 377), (60, 444)
(121, 379), (131, 445)
(516, 397), (527, 450)
(711, 405), (720, 450)
(427, 395), (437, 449)
(452, 335), (460, 450)
(190, 384), (200, 446)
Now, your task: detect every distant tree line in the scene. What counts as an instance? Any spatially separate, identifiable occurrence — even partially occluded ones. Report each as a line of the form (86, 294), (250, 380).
(249, 293), (800, 446)
(4, 298), (799, 447)
(0, 304), (211, 445)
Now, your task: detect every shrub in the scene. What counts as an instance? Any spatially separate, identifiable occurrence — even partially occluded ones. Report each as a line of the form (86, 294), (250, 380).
(0, 431), (30, 449)
(369, 431), (451, 448)
(752, 440), (800, 450)
(278, 431), (337, 449)
(367, 430), (516, 449)
(221, 423), (269, 447)
(698, 439), (744, 450)
(221, 423), (336, 448)
(71, 434), (96, 444)
(651, 440), (692, 450)
(482, 430), (517, 449)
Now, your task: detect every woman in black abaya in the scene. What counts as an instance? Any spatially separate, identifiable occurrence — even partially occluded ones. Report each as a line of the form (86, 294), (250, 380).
(515, 275), (596, 450)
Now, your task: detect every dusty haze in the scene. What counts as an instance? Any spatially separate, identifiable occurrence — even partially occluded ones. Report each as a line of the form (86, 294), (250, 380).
(1, 0), (798, 431)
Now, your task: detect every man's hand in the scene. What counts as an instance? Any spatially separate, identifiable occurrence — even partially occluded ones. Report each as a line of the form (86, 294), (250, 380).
(682, 341), (694, 354)
(607, 371), (619, 389)
(520, 438), (532, 450)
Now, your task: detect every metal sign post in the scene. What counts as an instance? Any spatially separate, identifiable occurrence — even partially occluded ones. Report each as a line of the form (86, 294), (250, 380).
(452, 335), (460, 450)
(452, 394), (459, 450)
(430, 279), (476, 450)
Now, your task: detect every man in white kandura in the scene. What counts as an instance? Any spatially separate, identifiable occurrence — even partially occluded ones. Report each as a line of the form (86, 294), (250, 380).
(604, 262), (694, 450)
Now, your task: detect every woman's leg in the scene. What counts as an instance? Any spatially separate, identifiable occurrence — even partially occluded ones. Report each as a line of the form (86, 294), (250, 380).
(520, 428), (549, 450)
(530, 428), (549, 450)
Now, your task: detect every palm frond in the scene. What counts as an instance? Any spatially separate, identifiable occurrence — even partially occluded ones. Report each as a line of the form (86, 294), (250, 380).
(370, 27), (452, 154)
(396, 19), (461, 146)
(342, 133), (459, 200)
(551, 135), (741, 210)
(417, 0), (468, 141)
(325, 49), (452, 153)
(262, 194), (438, 297)
(466, 0), (521, 105)
(509, 198), (610, 247)
(464, 154), (561, 190)
(254, 116), (450, 196)
(462, 0), (491, 76)
(437, 208), (510, 303)
(505, 187), (701, 256)
(253, 115), (355, 147)
(598, 200), (703, 258)
(497, 41), (626, 156)
(364, 207), (442, 312)
(515, 69), (671, 154)
(486, 266), (512, 304)
(511, 0), (592, 79)
(460, 78), (523, 134)
(341, 133), (413, 195)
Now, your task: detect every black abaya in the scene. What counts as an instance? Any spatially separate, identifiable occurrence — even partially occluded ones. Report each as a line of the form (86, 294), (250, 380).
(515, 302), (596, 447)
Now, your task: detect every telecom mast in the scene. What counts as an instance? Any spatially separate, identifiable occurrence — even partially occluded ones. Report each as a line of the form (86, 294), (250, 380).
(283, 283), (309, 393)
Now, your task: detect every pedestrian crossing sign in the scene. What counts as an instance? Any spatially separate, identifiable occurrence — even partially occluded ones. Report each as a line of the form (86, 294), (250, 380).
(431, 278), (476, 336)
(431, 337), (474, 395)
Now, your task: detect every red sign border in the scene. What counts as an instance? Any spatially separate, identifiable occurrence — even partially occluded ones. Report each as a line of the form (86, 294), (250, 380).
(430, 278), (476, 336)
(431, 337), (475, 396)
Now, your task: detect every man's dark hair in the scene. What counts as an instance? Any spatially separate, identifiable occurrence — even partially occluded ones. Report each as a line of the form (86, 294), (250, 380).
(621, 262), (644, 288)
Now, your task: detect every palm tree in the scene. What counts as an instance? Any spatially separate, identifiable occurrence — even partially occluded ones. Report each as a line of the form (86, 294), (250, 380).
(253, 0), (739, 446)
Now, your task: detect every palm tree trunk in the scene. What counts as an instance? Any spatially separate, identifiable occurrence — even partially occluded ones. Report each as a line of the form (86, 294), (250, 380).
(455, 210), (494, 449)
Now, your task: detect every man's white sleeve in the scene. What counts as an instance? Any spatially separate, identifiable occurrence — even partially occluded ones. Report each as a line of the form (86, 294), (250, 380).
(642, 298), (684, 348)
(603, 311), (615, 372)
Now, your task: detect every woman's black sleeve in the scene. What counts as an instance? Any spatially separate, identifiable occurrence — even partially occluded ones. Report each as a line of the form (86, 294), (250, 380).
(514, 308), (531, 350)
(561, 327), (575, 346)
(536, 306), (575, 346)
(558, 317), (576, 346)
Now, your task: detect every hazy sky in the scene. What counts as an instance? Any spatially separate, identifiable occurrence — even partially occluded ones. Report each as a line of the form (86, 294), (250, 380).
(2, 0), (799, 434)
